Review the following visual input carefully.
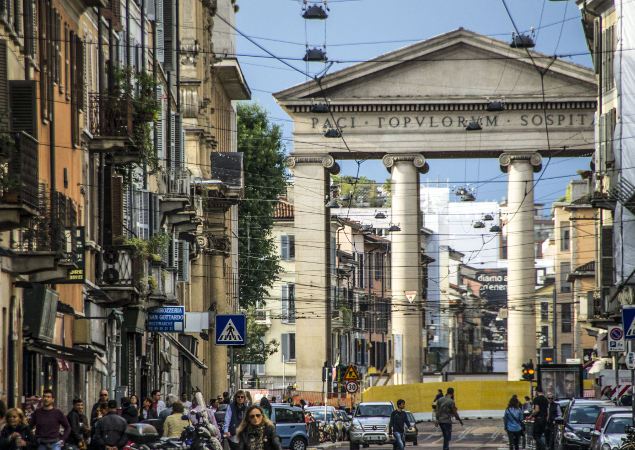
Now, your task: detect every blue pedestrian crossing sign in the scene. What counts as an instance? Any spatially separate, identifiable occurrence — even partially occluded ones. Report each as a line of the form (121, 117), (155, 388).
(623, 307), (635, 340)
(215, 314), (246, 346)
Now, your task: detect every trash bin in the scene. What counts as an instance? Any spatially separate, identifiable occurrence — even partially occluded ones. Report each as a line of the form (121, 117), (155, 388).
(523, 420), (534, 450)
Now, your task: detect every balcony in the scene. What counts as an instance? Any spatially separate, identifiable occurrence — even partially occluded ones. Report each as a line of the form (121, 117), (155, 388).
(96, 245), (144, 307)
(87, 93), (134, 153)
(0, 132), (39, 231)
(10, 188), (77, 282)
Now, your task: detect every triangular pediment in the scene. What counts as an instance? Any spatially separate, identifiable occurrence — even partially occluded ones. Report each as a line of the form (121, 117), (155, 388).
(273, 29), (596, 104)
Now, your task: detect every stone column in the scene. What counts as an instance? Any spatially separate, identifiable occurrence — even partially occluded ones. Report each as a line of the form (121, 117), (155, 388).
(383, 154), (428, 385)
(285, 155), (339, 391)
(499, 152), (542, 381)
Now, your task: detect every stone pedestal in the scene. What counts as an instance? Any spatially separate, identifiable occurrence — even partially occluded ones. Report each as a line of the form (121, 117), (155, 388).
(500, 152), (542, 381)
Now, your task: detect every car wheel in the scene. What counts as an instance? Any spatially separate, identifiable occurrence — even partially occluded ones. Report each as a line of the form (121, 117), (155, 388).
(414, 438), (418, 446)
(291, 437), (307, 450)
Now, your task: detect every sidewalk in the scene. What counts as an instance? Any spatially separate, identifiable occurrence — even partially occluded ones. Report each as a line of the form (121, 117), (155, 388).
(413, 410), (505, 422)
(308, 443), (342, 450)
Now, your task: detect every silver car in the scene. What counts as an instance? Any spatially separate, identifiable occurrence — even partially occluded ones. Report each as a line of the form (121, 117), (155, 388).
(591, 413), (632, 450)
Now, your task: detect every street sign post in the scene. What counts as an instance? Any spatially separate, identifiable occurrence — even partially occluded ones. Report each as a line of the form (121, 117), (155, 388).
(215, 314), (246, 346)
(148, 306), (185, 332)
(345, 381), (359, 394)
(343, 364), (361, 381)
(609, 325), (625, 352)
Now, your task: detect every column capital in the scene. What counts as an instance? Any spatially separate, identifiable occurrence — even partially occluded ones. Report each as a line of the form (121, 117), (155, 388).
(499, 152), (542, 174)
(198, 234), (230, 256)
(382, 153), (429, 174)
(284, 155), (340, 175)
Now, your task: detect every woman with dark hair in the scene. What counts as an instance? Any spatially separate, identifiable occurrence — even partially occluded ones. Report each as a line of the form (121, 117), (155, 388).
(130, 395), (139, 407)
(0, 408), (38, 449)
(504, 397), (523, 450)
(237, 405), (282, 450)
(259, 398), (272, 420)
(139, 397), (159, 421)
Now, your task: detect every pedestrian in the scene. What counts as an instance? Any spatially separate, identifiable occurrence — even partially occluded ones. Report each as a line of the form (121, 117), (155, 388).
(217, 395), (224, 406)
(270, 396), (276, 404)
(66, 398), (91, 450)
(236, 405), (282, 450)
(0, 399), (7, 432)
(91, 390), (108, 428)
(163, 402), (191, 439)
(210, 398), (219, 412)
(89, 403), (109, 450)
(0, 408), (38, 449)
(504, 397), (523, 450)
(120, 397), (138, 425)
(223, 390), (247, 450)
(139, 398), (158, 421)
(435, 388), (464, 450)
(545, 393), (562, 450)
(388, 399), (411, 450)
(158, 394), (178, 420)
(523, 396), (532, 412)
(28, 389), (71, 450)
(434, 390), (444, 402)
(245, 392), (253, 408)
(130, 396), (139, 408)
(182, 394), (192, 412)
(259, 398), (272, 420)
(150, 390), (165, 415)
(190, 396), (221, 444)
(93, 400), (128, 450)
(529, 386), (549, 450)
(223, 392), (231, 405)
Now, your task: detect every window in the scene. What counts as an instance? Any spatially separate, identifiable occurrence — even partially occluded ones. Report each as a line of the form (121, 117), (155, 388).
(560, 222), (570, 251)
(358, 253), (364, 288)
(601, 25), (615, 93)
(275, 408), (304, 424)
(560, 262), (571, 293)
(561, 303), (572, 333)
(281, 284), (295, 324)
(541, 325), (549, 347)
(376, 254), (382, 281)
(561, 343), (573, 362)
(368, 253), (374, 289)
(281, 235), (295, 260)
(540, 302), (549, 322)
(281, 333), (295, 361)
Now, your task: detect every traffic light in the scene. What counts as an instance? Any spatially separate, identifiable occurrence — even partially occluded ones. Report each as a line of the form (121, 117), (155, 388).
(522, 360), (535, 381)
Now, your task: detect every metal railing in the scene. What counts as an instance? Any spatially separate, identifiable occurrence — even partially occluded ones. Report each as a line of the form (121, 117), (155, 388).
(165, 168), (191, 197)
(88, 93), (133, 138)
(3, 131), (39, 210)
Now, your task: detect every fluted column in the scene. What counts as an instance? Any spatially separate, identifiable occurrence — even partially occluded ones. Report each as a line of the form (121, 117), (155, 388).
(285, 155), (340, 391)
(383, 154), (428, 384)
(499, 152), (542, 381)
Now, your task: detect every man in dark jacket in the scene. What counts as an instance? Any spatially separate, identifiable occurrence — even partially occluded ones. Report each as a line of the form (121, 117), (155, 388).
(388, 399), (411, 450)
(91, 390), (109, 427)
(94, 400), (128, 450)
(121, 397), (139, 425)
(67, 398), (91, 449)
(223, 390), (246, 450)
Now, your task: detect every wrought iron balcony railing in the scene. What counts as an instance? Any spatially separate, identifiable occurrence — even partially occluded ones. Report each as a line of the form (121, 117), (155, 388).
(88, 93), (133, 138)
(164, 169), (191, 197)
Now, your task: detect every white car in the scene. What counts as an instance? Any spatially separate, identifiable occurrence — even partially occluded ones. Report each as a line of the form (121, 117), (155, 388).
(593, 413), (631, 450)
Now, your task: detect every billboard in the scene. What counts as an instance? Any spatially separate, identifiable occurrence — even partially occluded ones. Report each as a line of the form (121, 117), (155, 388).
(537, 364), (583, 399)
(474, 269), (507, 303)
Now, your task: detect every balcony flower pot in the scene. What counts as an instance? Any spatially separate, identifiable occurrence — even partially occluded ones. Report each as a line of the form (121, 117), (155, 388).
(143, 112), (154, 122)
(3, 190), (19, 203)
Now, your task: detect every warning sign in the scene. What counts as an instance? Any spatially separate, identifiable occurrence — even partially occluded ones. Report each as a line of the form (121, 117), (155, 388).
(343, 364), (361, 381)
(405, 291), (417, 303)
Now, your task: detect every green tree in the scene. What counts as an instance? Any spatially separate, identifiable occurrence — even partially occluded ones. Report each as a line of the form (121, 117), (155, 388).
(234, 308), (279, 364)
(330, 174), (388, 207)
(237, 102), (286, 308)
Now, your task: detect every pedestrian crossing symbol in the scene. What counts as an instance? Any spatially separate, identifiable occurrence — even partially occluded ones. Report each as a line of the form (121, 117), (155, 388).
(624, 307), (635, 340)
(215, 314), (247, 346)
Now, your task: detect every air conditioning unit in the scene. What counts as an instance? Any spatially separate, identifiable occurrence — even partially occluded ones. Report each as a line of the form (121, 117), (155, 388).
(101, 246), (135, 287)
(23, 284), (59, 342)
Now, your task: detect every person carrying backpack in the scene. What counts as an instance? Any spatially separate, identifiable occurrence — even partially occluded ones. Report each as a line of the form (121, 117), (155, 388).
(504, 397), (523, 450)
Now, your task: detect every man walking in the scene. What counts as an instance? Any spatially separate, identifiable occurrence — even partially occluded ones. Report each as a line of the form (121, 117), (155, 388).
(151, 390), (165, 415)
(93, 400), (128, 450)
(91, 390), (109, 427)
(223, 390), (246, 450)
(544, 393), (561, 450)
(530, 386), (549, 450)
(28, 389), (71, 450)
(388, 399), (411, 450)
(67, 398), (91, 450)
(435, 388), (464, 450)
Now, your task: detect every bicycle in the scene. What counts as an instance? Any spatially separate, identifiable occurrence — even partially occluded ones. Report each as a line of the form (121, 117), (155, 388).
(318, 421), (337, 443)
(620, 425), (635, 450)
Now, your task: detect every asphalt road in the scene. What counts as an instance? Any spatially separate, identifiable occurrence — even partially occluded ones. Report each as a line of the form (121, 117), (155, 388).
(326, 419), (510, 450)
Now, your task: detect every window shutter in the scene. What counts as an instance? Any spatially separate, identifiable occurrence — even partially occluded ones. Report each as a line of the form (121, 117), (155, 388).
(593, 19), (601, 74)
(170, 112), (176, 168)
(289, 234), (295, 260)
(156, 85), (164, 158)
(281, 235), (288, 260)
(9, 81), (37, 138)
(0, 41), (8, 127)
(155, 0), (164, 63)
(281, 333), (288, 362)
(135, 190), (150, 240)
(281, 285), (288, 324)
(177, 240), (189, 282)
(109, 172), (124, 244)
(607, 108), (616, 168)
(175, 113), (184, 168)
(149, 192), (160, 236)
(289, 284), (295, 324)
(162, 0), (174, 71)
(361, 339), (366, 365)
(25, 0), (36, 60)
(77, 34), (84, 114)
(39, 0), (47, 119)
(55, 11), (61, 87)
(601, 226), (614, 287)
(289, 333), (296, 361)
(14, 0), (22, 42)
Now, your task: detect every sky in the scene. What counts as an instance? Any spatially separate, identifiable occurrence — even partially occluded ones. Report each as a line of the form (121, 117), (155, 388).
(234, 0), (594, 209)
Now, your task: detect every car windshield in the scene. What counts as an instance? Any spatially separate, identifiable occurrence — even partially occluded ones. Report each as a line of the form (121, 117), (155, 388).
(356, 405), (393, 417)
(569, 405), (603, 424)
(605, 417), (631, 435)
(311, 412), (334, 421)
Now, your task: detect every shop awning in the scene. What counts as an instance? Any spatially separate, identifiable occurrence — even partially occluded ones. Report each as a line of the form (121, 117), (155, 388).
(26, 342), (102, 366)
(160, 333), (208, 370)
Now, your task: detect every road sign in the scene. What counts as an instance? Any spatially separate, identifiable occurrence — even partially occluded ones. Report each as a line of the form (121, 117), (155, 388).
(624, 307), (635, 340)
(609, 325), (625, 352)
(405, 291), (417, 303)
(215, 314), (246, 346)
(148, 306), (185, 332)
(345, 381), (359, 394)
(343, 364), (361, 381)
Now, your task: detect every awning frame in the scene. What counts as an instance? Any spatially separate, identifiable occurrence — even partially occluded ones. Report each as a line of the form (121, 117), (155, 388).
(26, 342), (100, 366)
(160, 333), (208, 369)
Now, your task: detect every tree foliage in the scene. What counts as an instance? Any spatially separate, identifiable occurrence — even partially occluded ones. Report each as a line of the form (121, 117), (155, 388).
(237, 102), (287, 308)
(234, 308), (279, 364)
(331, 174), (388, 207)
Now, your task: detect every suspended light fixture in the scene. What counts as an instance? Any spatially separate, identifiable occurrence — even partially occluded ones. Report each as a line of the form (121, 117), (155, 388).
(510, 30), (535, 49)
(304, 47), (328, 62)
(302, 3), (329, 19)
(324, 128), (341, 138)
(454, 187), (467, 196)
(461, 193), (476, 202)
(466, 120), (482, 131)
(490, 225), (502, 232)
(326, 200), (340, 208)
(388, 225), (401, 232)
(473, 221), (485, 229)
(483, 214), (494, 221)
(341, 194), (351, 201)
(374, 212), (386, 219)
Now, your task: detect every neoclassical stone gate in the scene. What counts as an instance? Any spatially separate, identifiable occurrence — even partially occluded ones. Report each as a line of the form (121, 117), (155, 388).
(274, 29), (596, 385)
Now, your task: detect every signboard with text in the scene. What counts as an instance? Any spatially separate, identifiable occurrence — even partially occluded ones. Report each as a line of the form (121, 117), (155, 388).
(58, 227), (86, 284)
(148, 306), (185, 332)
